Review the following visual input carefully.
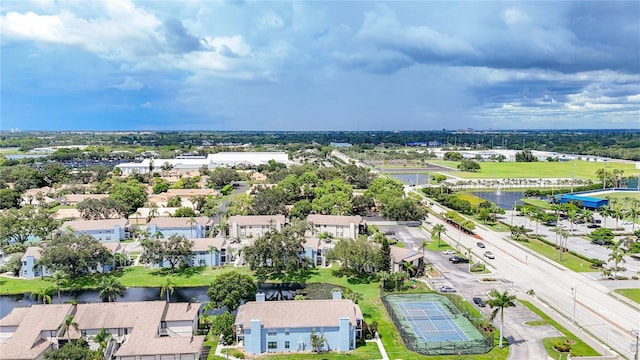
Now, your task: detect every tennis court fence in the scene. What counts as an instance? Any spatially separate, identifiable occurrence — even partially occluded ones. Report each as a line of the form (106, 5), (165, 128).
(381, 291), (494, 355)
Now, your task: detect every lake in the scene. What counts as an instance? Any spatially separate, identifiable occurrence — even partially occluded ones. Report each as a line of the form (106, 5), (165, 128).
(471, 191), (526, 210)
(0, 282), (338, 318)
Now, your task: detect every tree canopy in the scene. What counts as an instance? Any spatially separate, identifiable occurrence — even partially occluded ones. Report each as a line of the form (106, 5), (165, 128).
(207, 271), (257, 312)
(40, 232), (113, 277)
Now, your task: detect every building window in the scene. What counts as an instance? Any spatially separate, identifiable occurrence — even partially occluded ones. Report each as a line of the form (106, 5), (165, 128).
(268, 341), (277, 350)
(284, 329), (290, 336)
(284, 341), (290, 349)
(161, 321), (167, 329)
(267, 330), (277, 336)
(81, 330), (87, 336)
(199, 259), (205, 266)
(50, 330), (57, 338)
(106, 236), (111, 241)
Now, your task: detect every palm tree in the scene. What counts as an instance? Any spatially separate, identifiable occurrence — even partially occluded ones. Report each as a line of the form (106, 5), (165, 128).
(187, 216), (196, 238)
(57, 314), (79, 341)
(613, 206), (625, 229)
(51, 271), (67, 303)
(420, 240), (429, 257)
(32, 258), (46, 279)
(487, 289), (517, 348)
(608, 249), (626, 279)
(402, 261), (416, 277)
(160, 276), (176, 302)
(431, 224), (446, 248)
(93, 327), (111, 354)
(98, 276), (126, 302)
(627, 204), (639, 232)
(599, 205), (613, 228)
(377, 271), (391, 290)
(32, 286), (54, 304)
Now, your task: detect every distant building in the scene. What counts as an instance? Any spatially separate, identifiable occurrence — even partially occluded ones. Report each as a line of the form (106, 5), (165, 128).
(226, 215), (286, 239)
(116, 152), (290, 175)
(389, 245), (424, 275)
(147, 216), (212, 238)
(557, 194), (608, 209)
(20, 246), (51, 279)
(307, 215), (366, 240)
(329, 142), (353, 148)
(235, 292), (363, 355)
(61, 218), (131, 242)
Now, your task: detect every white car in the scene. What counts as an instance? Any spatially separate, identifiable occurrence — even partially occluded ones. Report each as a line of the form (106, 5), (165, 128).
(440, 285), (457, 293)
(442, 250), (456, 255)
(483, 251), (495, 259)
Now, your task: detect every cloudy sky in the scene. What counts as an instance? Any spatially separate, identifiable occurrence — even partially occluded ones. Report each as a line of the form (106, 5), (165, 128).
(1, 1), (639, 131)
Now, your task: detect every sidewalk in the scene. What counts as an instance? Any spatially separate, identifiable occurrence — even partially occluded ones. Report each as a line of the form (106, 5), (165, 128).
(366, 332), (389, 360)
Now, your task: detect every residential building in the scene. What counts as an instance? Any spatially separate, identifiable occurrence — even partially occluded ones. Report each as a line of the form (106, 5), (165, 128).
(226, 215), (286, 239)
(235, 292), (363, 355)
(61, 194), (109, 206)
(147, 216), (212, 238)
(301, 237), (328, 267)
(61, 218), (131, 242)
(307, 215), (366, 240)
(389, 245), (424, 275)
(0, 301), (204, 360)
(190, 238), (229, 267)
(20, 246), (52, 279)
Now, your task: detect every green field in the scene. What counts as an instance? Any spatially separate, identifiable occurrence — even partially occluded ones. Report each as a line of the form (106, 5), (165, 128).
(427, 160), (639, 180)
(614, 288), (640, 304)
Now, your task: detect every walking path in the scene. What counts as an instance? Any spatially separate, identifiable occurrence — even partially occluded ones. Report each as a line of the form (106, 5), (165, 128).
(366, 333), (390, 360)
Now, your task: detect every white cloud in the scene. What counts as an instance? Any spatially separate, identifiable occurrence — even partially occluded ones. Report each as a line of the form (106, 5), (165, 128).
(502, 8), (529, 26)
(113, 77), (144, 91)
(258, 11), (284, 29)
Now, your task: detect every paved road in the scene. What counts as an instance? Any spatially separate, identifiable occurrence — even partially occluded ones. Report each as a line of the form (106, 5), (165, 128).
(418, 196), (640, 359)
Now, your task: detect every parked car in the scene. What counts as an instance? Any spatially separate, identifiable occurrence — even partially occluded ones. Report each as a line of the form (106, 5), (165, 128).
(442, 250), (456, 255)
(449, 256), (470, 264)
(592, 239), (614, 246)
(476, 242), (485, 248)
(544, 221), (557, 227)
(473, 297), (486, 307)
(483, 251), (495, 259)
(587, 224), (601, 229)
(440, 285), (457, 293)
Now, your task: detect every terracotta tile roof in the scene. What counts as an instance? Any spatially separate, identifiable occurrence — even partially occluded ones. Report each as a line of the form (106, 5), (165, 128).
(307, 215), (364, 226)
(227, 215), (285, 226)
(235, 299), (363, 329)
(61, 218), (129, 232)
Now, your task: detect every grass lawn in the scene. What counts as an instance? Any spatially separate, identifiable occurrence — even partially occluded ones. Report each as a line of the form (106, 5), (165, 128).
(519, 300), (599, 359)
(511, 238), (593, 272)
(457, 193), (486, 207)
(521, 198), (552, 210)
(260, 340), (382, 359)
(0, 265), (255, 295)
(426, 239), (454, 251)
(427, 160), (639, 180)
(614, 288), (640, 304)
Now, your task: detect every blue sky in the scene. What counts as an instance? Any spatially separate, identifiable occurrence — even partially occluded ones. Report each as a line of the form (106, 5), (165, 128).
(1, 1), (639, 131)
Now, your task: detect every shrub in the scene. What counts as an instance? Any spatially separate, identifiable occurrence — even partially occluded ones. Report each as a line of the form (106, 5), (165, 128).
(553, 341), (571, 353)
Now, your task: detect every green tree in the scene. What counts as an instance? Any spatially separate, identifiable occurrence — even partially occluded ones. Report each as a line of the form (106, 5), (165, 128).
(211, 311), (236, 345)
(608, 249), (626, 278)
(378, 237), (391, 273)
(0, 188), (21, 209)
(328, 237), (380, 275)
(58, 314), (79, 341)
(166, 196), (182, 208)
(311, 192), (352, 215)
(109, 179), (147, 215)
(32, 286), (54, 304)
(173, 207), (197, 218)
(51, 271), (68, 303)
(160, 276), (176, 302)
(431, 224), (447, 247)
(290, 199), (313, 220)
(140, 235), (194, 272)
(98, 276), (126, 302)
(44, 341), (99, 360)
(207, 167), (239, 188)
(487, 290), (517, 348)
(250, 187), (287, 215)
(457, 159), (481, 172)
(93, 328), (111, 354)
(382, 197), (427, 221)
(40, 232), (113, 277)
(310, 329), (326, 352)
(244, 224), (308, 281)
(207, 271), (257, 312)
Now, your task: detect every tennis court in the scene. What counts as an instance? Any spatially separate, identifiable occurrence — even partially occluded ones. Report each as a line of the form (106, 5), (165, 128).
(382, 293), (493, 355)
(398, 301), (469, 342)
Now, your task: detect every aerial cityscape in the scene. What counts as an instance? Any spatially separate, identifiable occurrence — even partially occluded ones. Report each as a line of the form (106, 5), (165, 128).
(1, 1), (639, 360)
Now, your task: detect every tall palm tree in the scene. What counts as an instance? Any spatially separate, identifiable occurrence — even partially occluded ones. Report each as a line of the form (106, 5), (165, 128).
(599, 205), (613, 228)
(487, 289), (517, 348)
(187, 216), (196, 238)
(431, 224), (446, 248)
(420, 240), (429, 257)
(98, 276), (126, 302)
(32, 286), (54, 304)
(627, 204), (639, 232)
(57, 314), (79, 341)
(160, 276), (176, 302)
(51, 271), (67, 303)
(32, 258), (46, 279)
(613, 206), (625, 229)
(608, 249), (626, 279)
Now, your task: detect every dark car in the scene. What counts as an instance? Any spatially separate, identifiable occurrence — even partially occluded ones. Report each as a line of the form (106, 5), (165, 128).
(476, 242), (485, 248)
(587, 224), (601, 229)
(449, 256), (470, 264)
(473, 297), (486, 307)
(592, 239), (614, 246)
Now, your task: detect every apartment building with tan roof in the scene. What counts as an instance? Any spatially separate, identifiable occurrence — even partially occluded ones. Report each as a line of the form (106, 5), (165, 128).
(0, 301), (204, 360)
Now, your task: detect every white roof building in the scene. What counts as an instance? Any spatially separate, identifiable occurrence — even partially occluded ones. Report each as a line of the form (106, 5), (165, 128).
(116, 152), (290, 175)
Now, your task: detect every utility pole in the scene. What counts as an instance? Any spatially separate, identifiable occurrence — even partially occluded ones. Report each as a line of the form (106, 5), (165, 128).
(632, 329), (639, 360)
(571, 286), (577, 324)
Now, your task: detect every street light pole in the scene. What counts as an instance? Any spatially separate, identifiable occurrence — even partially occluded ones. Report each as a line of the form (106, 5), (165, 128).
(571, 286), (577, 324)
(632, 329), (639, 360)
